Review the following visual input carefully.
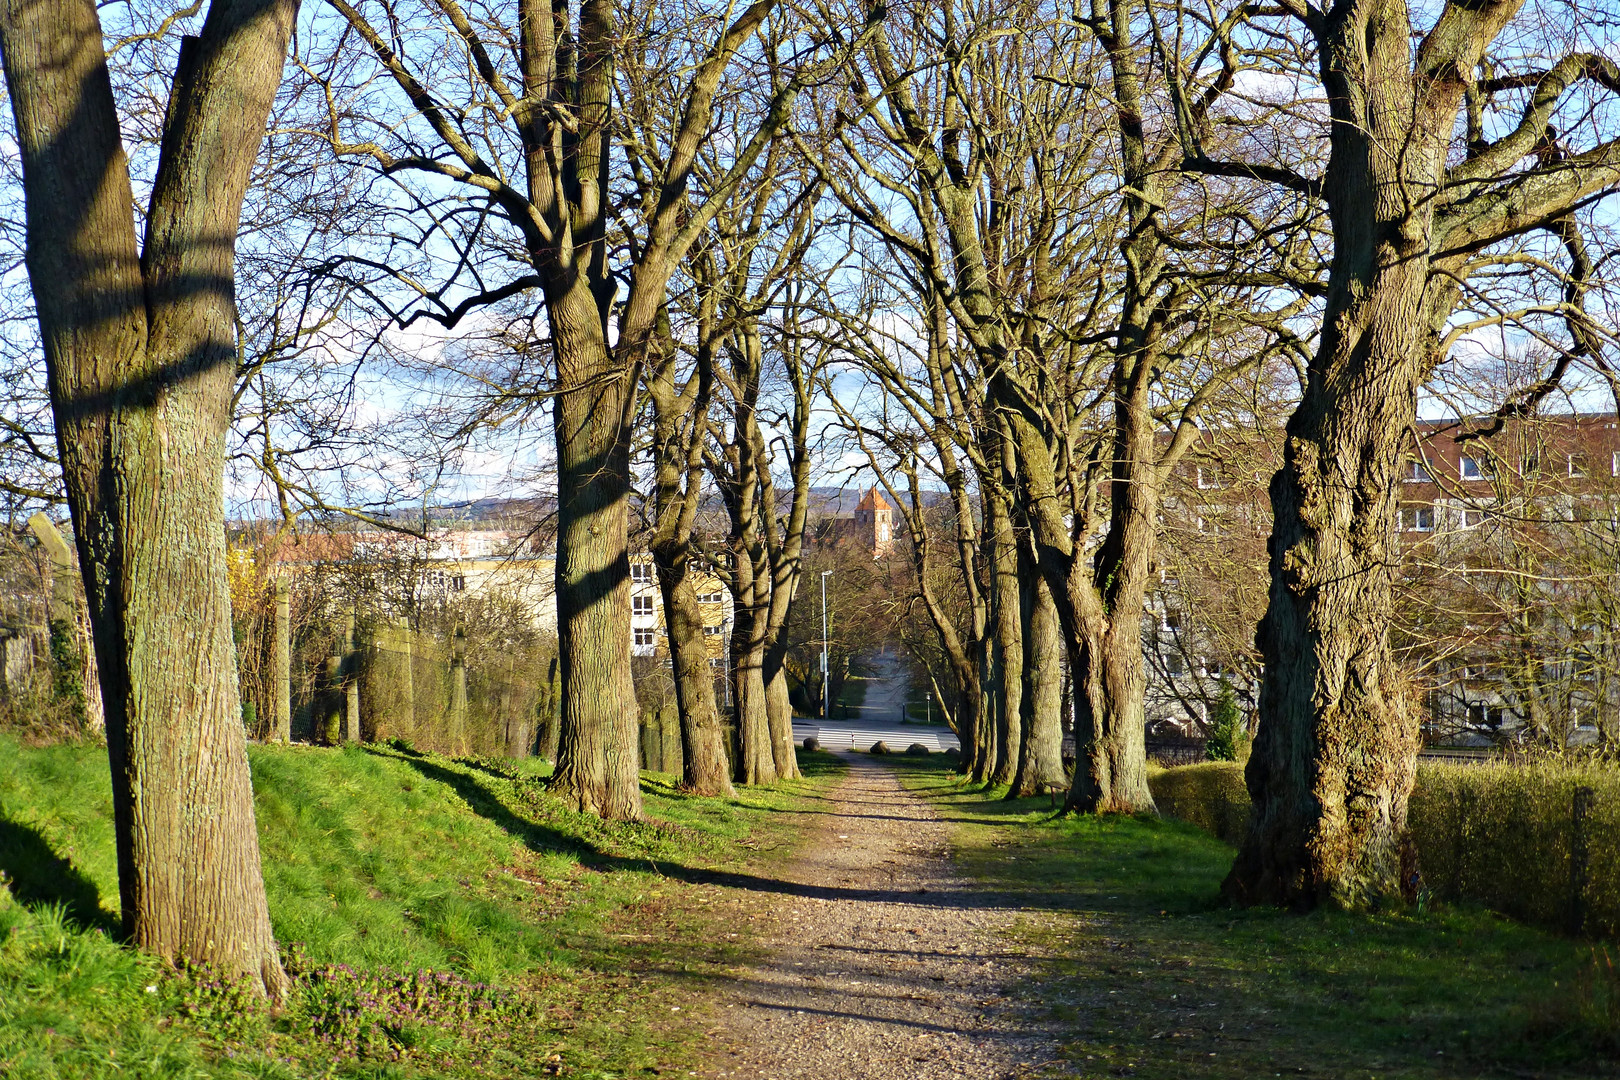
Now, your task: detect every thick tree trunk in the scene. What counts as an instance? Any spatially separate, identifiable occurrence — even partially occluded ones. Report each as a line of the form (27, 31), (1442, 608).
(731, 634), (775, 785)
(1225, 3), (1470, 907)
(548, 282), (642, 819)
(765, 662), (798, 779)
(1010, 561), (1066, 797)
(655, 548), (735, 795)
(0, 0), (296, 996)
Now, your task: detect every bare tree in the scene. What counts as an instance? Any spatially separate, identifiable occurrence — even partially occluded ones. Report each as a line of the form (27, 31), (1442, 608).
(1216, 0), (1620, 907)
(307, 0), (879, 815)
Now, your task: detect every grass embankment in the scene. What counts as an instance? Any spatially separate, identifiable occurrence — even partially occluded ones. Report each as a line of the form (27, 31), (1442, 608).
(892, 756), (1619, 1080)
(0, 736), (843, 1079)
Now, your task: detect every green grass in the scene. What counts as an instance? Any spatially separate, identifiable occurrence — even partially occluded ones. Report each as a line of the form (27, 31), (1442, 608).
(891, 756), (1620, 1080)
(0, 735), (844, 1079)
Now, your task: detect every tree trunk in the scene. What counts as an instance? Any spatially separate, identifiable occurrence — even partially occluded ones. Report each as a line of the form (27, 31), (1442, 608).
(765, 662), (798, 779)
(547, 281), (642, 819)
(1010, 560), (1066, 797)
(656, 549), (735, 796)
(1225, 3), (1467, 907)
(731, 628), (776, 786)
(0, 0), (297, 996)
(987, 486), (1022, 786)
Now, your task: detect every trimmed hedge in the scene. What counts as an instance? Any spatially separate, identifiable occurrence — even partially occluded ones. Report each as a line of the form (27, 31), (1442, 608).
(1411, 762), (1620, 938)
(1148, 762), (1250, 845)
(1149, 759), (1620, 937)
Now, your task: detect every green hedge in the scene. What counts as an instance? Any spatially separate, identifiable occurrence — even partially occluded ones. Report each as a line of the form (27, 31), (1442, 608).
(1148, 762), (1250, 845)
(1149, 759), (1620, 937)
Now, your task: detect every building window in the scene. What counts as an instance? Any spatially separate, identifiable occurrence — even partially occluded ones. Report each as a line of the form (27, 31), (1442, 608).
(697, 592), (725, 604)
(703, 624), (723, 636)
(450, 574), (467, 592)
(1461, 508), (1483, 528)
(1612, 451), (1619, 477)
(1401, 506), (1434, 532)
(1162, 611), (1182, 632)
(631, 562), (654, 583)
(1460, 456), (1486, 480)
(1165, 652), (1185, 677)
(1569, 453), (1589, 477)
(632, 595), (655, 615)
(1406, 458), (1431, 482)
(877, 523), (890, 542)
(1196, 465), (1221, 489)
(633, 628), (655, 647)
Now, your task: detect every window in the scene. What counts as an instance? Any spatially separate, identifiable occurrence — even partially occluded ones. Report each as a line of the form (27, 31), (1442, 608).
(1165, 653), (1185, 677)
(1204, 660), (1225, 678)
(1461, 508), (1484, 528)
(1196, 465), (1221, 490)
(697, 592), (725, 604)
(1401, 506), (1434, 532)
(1612, 451), (1619, 477)
(631, 562), (654, 583)
(1467, 703), (1505, 729)
(1522, 453), (1540, 476)
(1406, 458), (1432, 482)
(633, 628), (655, 647)
(451, 574), (466, 593)
(877, 523), (890, 542)
(1163, 611), (1182, 632)
(1460, 456), (1486, 480)
(632, 595), (655, 616)
(1569, 453), (1590, 478)
(703, 624), (723, 636)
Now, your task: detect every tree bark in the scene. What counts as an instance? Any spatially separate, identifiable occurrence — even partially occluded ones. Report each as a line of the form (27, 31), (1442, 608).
(0, 0), (297, 995)
(987, 485), (1022, 787)
(1226, 0), (1521, 907)
(1010, 553), (1066, 797)
(548, 278), (642, 818)
(656, 550), (735, 795)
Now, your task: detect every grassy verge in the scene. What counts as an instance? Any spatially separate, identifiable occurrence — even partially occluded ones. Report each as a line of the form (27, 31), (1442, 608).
(890, 756), (1620, 1080)
(0, 735), (844, 1079)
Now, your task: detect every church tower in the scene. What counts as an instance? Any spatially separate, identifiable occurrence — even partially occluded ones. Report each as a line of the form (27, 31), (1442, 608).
(853, 486), (895, 556)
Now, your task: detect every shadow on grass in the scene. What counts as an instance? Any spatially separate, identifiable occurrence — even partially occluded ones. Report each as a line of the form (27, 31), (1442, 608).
(0, 817), (118, 934)
(371, 746), (1061, 914)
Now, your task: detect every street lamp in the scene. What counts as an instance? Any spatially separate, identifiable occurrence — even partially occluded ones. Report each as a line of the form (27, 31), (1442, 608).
(820, 570), (832, 720)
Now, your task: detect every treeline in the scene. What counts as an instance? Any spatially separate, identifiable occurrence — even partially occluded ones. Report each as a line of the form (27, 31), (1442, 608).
(2, 0), (1620, 996)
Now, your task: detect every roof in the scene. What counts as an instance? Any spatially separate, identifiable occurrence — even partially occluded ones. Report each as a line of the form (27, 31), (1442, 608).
(854, 486), (892, 513)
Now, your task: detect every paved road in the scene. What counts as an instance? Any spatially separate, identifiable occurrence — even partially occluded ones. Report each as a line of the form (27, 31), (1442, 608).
(791, 719), (960, 753)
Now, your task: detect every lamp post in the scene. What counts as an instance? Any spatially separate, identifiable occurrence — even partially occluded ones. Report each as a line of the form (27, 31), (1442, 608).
(820, 569), (832, 720)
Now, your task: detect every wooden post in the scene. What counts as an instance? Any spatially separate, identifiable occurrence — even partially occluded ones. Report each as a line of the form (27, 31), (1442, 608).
(344, 610), (361, 743)
(448, 624), (467, 755)
(272, 578), (291, 743)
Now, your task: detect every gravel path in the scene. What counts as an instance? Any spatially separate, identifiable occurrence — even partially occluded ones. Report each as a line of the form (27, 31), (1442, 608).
(702, 754), (1058, 1079)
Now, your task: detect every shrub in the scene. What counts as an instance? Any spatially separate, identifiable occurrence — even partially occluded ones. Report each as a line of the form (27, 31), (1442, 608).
(869, 741), (891, 755)
(802, 737), (820, 751)
(1408, 761), (1620, 938)
(905, 743), (930, 756)
(1148, 762), (1249, 844)
(1205, 680), (1248, 762)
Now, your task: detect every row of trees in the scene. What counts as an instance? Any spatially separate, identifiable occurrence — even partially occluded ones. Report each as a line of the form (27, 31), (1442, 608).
(3, 0), (1619, 995)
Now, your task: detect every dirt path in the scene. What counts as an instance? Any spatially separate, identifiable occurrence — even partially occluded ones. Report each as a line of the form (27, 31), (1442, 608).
(702, 754), (1057, 1079)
